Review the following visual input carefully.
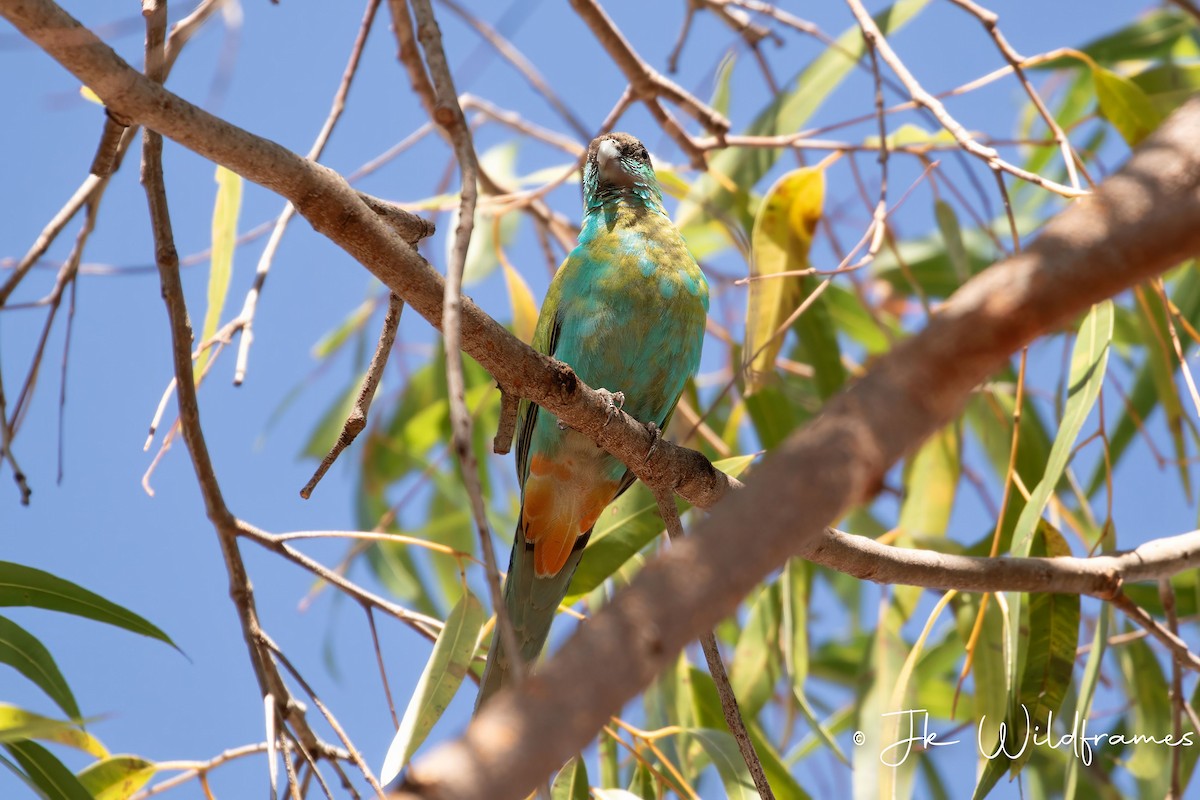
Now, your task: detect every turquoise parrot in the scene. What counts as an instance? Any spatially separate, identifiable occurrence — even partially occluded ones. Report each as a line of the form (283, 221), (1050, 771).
(475, 132), (709, 711)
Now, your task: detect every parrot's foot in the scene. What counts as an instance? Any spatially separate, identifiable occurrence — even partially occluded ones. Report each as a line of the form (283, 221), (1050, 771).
(597, 388), (625, 427)
(644, 421), (661, 464)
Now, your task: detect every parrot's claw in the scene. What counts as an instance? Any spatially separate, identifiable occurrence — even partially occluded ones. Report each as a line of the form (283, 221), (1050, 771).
(597, 388), (625, 428)
(556, 418), (568, 431)
(644, 421), (661, 464)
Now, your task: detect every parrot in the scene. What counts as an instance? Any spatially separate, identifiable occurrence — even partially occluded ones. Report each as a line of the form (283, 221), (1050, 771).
(475, 132), (709, 712)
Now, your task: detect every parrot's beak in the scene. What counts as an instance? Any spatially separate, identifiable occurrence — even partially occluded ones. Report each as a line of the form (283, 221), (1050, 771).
(596, 138), (634, 186)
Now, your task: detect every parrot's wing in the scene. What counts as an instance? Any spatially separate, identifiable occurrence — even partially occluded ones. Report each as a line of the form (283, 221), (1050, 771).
(514, 308), (563, 488)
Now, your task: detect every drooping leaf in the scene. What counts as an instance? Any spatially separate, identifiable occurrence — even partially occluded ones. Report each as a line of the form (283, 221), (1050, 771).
(934, 200), (970, 284)
(501, 259), (538, 344)
(1088, 271), (1200, 498)
(729, 582), (781, 717)
(898, 423), (960, 539)
(551, 756), (589, 800)
(197, 165), (242, 376)
(710, 51), (736, 119)
(1013, 524), (1080, 771)
(781, 558), (809, 691)
(685, 729), (758, 800)
(1011, 301), (1113, 558)
(953, 594), (1007, 767)
(77, 756), (157, 800)
(854, 608), (912, 800)
(687, 668), (810, 798)
(4, 740), (93, 800)
(0, 562), (175, 648)
(1121, 638), (1172, 798)
(1092, 66), (1165, 146)
(1036, 10), (1198, 68)
(380, 590), (485, 784)
(1131, 62), (1200, 118)
(743, 167), (826, 396)
(311, 298), (374, 360)
(301, 377), (362, 460)
(0, 705), (104, 756)
(626, 761), (657, 800)
(1063, 604), (1109, 800)
(0, 615), (80, 720)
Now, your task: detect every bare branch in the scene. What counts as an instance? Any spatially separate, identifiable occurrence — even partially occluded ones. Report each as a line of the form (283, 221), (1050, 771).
(302, 293), (403, 499)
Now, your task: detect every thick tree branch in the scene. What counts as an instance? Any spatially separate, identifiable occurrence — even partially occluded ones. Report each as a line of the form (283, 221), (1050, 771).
(393, 98), (1200, 799)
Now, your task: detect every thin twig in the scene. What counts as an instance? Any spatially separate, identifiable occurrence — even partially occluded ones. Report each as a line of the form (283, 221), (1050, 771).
(302, 293), (403, 498)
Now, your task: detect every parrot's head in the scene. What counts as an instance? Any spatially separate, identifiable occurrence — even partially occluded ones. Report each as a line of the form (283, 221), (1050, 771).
(583, 132), (664, 211)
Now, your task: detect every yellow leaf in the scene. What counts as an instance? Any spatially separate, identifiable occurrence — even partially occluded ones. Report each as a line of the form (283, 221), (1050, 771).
(197, 166), (242, 375)
(79, 86), (102, 105)
(501, 260), (537, 344)
(743, 167), (824, 395)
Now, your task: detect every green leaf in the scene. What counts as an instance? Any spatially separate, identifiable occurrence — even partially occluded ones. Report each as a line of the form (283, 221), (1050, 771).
(565, 455), (756, 600)
(953, 595), (1007, 765)
(0, 615), (79, 720)
(1092, 66), (1164, 146)
(729, 582), (781, 717)
(1011, 301), (1112, 557)
(4, 740), (93, 800)
(934, 200), (970, 284)
(710, 52), (736, 119)
(781, 558), (809, 691)
(743, 167), (826, 395)
(824, 283), (896, 355)
(197, 165), (242, 376)
(676, 0), (929, 242)
(871, 219), (1005, 299)
(684, 729), (757, 800)
(1131, 63), (1200, 119)
(0, 562), (175, 648)
(311, 298), (374, 360)
(300, 377), (361, 460)
(1121, 638), (1172, 798)
(1057, 10), (1197, 67)
(627, 761), (656, 800)
(1088, 272), (1199, 498)
(1063, 605), (1109, 800)
(379, 589), (485, 783)
(687, 668), (810, 798)
(551, 756), (589, 800)
(77, 756), (157, 800)
(898, 423), (960, 539)
(743, 383), (801, 449)
(1014, 524), (1080, 770)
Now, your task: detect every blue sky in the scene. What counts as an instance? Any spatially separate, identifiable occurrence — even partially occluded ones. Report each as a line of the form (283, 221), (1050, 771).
(0, 1), (1182, 798)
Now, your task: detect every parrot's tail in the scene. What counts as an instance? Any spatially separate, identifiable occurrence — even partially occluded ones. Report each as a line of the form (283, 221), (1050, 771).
(473, 522), (590, 715)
